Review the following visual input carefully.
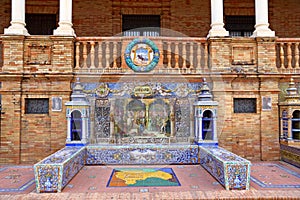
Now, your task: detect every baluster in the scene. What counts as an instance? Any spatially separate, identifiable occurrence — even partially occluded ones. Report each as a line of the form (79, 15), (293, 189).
(98, 41), (103, 69)
(196, 43), (201, 71)
(287, 43), (292, 68)
(167, 42), (172, 71)
(204, 43), (208, 69)
(295, 43), (299, 68)
(187, 42), (194, 73)
(113, 42), (118, 70)
(182, 42), (187, 71)
(280, 43), (284, 68)
(174, 42), (179, 71)
(90, 41), (95, 68)
(109, 42), (114, 70)
(105, 42), (110, 69)
(75, 42), (80, 69)
(82, 42), (87, 69)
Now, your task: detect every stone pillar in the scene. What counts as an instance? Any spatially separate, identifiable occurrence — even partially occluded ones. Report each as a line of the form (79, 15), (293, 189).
(54, 0), (76, 36)
(213, 116), (218, 141)
(4, 0), (28, 35)
(207, 0), (229, 38)
(66, 117), (71, 142)
(252, 0), (275, 37)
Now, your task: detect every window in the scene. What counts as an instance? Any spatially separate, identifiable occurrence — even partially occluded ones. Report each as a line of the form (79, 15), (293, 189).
(282, 110), (288, 139)
(26, 14), (57, 35)
(25, 98), (49, 114)
(292, 110), (300, 140)
(202, 110), (213, 140)
(122, 15), (160, 37)
(225, 16), (255, 37)
(233, 98), (256, 113)
(71, 111), (82, 141)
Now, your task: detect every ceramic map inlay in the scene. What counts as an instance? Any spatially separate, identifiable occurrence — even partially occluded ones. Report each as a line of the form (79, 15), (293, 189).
(107, 168), (180, 187)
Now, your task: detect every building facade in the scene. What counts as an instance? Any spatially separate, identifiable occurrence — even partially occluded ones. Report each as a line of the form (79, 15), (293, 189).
(0, 0), (299, 164)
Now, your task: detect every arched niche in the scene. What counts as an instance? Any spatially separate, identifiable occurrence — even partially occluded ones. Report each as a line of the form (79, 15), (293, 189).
(202, 110), (214, 140)
(70, 110), (82, 141)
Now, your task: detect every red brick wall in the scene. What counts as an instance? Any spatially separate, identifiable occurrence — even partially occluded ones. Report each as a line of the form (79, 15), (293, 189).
(269, 0), (300, 38)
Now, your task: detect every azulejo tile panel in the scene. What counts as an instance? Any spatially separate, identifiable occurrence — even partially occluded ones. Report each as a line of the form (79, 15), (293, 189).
(86, 145), (199, 165)
(280, 144), (300, 168)
(34, 147), (85, 193)
(199, 146), (251, 190)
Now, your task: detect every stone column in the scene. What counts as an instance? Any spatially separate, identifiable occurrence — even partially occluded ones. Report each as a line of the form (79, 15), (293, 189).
(4, 0), (28, 35)
(54, 0), (76, 36)
(252, 0), (275, 37)
(207, 0), (229, 37)
(66, 117), (72, 142)
(213, 116), (218, 141)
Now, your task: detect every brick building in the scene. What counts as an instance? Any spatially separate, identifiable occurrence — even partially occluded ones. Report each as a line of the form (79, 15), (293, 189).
(0, 0), (299, 165)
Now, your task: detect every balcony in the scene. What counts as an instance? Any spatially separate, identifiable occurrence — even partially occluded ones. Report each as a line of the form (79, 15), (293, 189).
(0, 36), (300, 75)
(74, 37), (209, 75)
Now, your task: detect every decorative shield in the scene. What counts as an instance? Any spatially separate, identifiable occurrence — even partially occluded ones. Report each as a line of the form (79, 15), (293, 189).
(124, 38), (160, 72)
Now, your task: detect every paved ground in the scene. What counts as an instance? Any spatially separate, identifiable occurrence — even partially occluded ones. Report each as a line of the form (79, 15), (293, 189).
(0, 161), (300, 199)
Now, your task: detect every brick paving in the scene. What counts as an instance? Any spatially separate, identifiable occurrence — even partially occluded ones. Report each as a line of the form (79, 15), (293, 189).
(0, 161), (300, 200)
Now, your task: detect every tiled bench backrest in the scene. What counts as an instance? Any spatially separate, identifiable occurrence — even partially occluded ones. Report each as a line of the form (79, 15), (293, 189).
(86, 144), (199, 165)
(34, 147), (86, 193)
(199, 146), (251, 190)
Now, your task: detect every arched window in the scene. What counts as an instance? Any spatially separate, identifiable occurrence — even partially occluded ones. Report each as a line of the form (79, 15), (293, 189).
(202, 110), (213, 140)
(292, 110), (300, 140)
(71, 110), (82, 141)
(282, 110), (288, 139)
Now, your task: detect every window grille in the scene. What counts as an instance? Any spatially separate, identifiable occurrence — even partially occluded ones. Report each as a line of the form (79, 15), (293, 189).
(25, 98), (49, 114)
(225, 16), (255, 37)
(122, 15), (160, 36)
(233, 98), (256, 113)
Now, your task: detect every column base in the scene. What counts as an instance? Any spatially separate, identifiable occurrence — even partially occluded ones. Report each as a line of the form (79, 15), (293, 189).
(53, 26), (76, 37)
(207, 28), (229, 38)
(4, 26), (29, 35)
(251, 29), (275, 37)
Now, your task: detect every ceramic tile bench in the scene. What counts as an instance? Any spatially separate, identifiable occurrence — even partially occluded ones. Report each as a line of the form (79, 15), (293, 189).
(34, 146), (86, 193)
(86, 144), (199, 165)
(199, 146), (251, 190)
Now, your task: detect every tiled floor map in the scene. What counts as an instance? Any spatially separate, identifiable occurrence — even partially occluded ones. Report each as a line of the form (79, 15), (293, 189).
(107, 168), (181, 187)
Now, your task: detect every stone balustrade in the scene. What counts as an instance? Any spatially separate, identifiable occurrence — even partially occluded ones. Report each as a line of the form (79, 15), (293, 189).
(199, 146), (251, 190)
(276, 38), (300, 73)
(34, 147), (86, 193)
(74, 37), (209, 74)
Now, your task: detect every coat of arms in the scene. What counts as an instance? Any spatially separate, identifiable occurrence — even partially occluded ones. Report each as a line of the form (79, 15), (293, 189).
(124, 38), (160, 72)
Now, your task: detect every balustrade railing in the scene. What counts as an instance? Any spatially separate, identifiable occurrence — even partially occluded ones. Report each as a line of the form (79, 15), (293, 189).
(75, 37), (209, 74)
(276, 38), (300, 73)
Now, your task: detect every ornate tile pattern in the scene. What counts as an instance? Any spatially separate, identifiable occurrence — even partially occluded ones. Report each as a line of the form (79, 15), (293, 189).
(199, 146), (251, 190)
(86, 145), (199, 165)
(34, 147), (85, 193)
